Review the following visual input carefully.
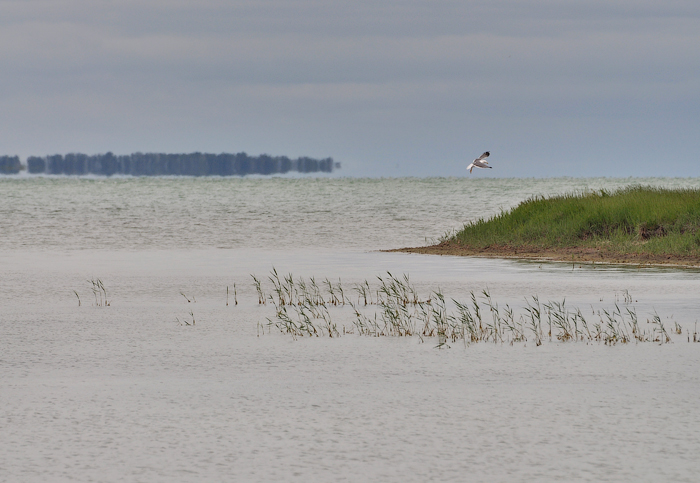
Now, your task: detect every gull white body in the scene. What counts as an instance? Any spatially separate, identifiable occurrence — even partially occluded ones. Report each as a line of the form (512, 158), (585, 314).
(467, 151), (491, 173)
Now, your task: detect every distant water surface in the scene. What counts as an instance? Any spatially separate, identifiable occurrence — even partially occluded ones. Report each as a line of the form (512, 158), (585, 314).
(3, 176), (700, 251)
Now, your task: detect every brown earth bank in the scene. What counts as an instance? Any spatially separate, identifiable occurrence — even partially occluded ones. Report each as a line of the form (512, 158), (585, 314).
(388, 241), (700, 268)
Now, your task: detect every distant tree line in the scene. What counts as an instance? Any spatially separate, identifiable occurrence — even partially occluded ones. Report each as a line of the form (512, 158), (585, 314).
(1, 152), (339, 176)
(0, 156), (22, 174)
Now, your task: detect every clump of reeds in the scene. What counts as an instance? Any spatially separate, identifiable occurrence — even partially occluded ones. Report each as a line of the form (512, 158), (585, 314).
(253, 269), (682, 346)
(260, 268), (341, 338)
(88, 278), (109, 306)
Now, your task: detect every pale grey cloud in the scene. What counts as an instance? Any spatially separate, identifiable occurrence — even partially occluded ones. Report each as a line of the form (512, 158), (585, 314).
(1, 0), (698, 176)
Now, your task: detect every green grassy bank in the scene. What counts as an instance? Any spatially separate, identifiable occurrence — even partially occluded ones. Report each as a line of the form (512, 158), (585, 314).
(448, 186), (700, 258)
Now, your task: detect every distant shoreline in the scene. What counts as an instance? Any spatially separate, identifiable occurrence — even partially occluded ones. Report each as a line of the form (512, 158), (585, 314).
(0, 152), (338, 176)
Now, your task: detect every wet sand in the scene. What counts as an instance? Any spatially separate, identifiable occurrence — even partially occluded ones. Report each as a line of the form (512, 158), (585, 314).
(390, 241), (700, 268)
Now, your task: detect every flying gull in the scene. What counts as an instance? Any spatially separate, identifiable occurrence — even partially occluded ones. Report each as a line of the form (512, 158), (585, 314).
(467, 151), (491, 173)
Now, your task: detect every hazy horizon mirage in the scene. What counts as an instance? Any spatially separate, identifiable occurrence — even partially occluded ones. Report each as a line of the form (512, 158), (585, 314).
(1, 1), (698, 178)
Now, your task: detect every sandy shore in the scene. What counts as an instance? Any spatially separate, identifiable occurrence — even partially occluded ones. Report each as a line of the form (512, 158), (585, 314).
(389, 242), (700, 268)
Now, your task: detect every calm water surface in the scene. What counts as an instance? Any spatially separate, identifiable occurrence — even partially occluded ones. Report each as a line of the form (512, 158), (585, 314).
(2, 176), (700, 482)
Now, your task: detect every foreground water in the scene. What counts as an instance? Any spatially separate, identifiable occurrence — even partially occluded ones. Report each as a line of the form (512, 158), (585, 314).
(2, 176), (700, 482)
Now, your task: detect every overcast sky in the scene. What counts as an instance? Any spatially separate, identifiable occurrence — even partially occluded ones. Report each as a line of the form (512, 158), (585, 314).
(1, 0), (698, 177)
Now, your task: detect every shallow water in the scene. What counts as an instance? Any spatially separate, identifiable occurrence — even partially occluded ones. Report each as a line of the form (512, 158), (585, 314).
(2, 176), (700, 482)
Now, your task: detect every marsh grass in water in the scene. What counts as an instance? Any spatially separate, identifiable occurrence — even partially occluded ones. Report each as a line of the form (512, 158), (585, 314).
(447, 186), (700, 257)
(87, 278), (109, 307)
(253, 269), (685, 346)
(180, 292), (196, 303)
(72, 278), (108, 307)
(176, 310), (196, 326)
(226, 284), (238, 306)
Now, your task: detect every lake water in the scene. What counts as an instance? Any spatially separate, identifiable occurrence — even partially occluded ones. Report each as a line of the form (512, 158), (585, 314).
(2, 176), (700, 482)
